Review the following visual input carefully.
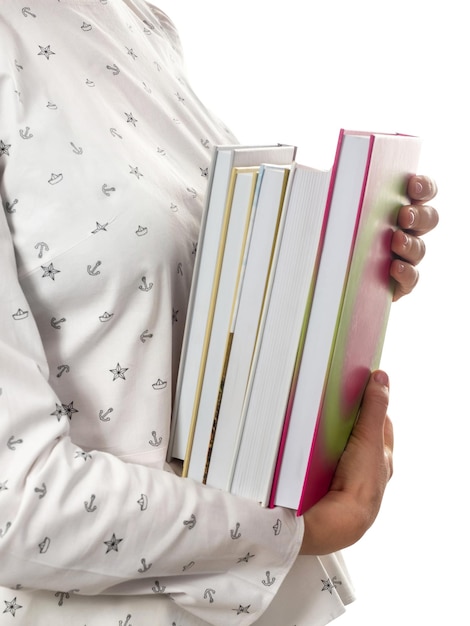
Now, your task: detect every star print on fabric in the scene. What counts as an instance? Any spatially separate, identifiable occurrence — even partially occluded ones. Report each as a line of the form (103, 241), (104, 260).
(0, 140), (11, 156)
(126, 47), (138, 60)
(125, 112), (138, 126)
(232, 605), (250, 615)
(41, 263), (60, 280)
(129, 165), (143, 179)
(91, 222), (109, 234)
(3, 597), (23, 617)
(74, 450), (92, 461)
(237, 552), (255, 563)
(104, 533), (123, 553)
(110, 363), (128, 381)
(38, 44), (55, 60)
(321, 576), (342, 594)
(0, 480), (8, 491)
(51, 402), (78, 421)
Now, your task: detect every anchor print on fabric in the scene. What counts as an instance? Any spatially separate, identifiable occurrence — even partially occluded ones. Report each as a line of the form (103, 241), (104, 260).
(0, 522), (12, 538)
(35, 241), (49, 258)
(51, 316), (66, 329)
(204, 589), (215, 603)
(6, 199), (18, 213)
(106, 64), (120, 75)
(99, 407), (113, 422)
(262, 571), (276, 587)
(55, 589), (79, 606)
(34, 483), (47, 499)
(19, 126), (33, 139)
(139, 277), (153, 292)
(7, 436), (23, 451)
(137, 558), (152, 573)
(230, 523), (241, 539)
(140, 329), (153, 343)
(87, 260), (102, 276)
(22, 7), (37, 18)
(84, 495), (97, 513)
(70, 141), (83, 155)
(57, 364), (70, 377)
(183, 514), (196, 530)
(102, 184), (116, 196)
(151, 580), (166, 594)
(148, 431), (162, 447)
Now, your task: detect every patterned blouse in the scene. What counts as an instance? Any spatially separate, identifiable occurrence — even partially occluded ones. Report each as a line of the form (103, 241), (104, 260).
(0, 1), (354, 624)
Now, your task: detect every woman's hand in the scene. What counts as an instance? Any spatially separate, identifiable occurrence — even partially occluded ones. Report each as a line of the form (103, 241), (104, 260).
(391, 174), (439, 301)
(300, 370), (393, 555)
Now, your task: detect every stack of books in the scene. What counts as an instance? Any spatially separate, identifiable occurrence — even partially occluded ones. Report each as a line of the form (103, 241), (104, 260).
(168, 129), (421, 515)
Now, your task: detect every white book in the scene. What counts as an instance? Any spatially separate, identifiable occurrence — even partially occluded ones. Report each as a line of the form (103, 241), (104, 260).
(169, 143), (296, 465)
(205, 163), (291, 490)
(229, 163), (331, 505)
(186, 166), (259, 481)
(272, 134), (372, 510)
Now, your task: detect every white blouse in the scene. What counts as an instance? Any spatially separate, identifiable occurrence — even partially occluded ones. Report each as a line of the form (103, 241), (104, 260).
(0, 1), (354, 624)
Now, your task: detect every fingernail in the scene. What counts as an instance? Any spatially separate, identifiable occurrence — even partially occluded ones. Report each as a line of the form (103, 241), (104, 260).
(412, 180), (423, 196)
(374, 370), (389, 387)
(396, 262), (405, 273)
(408, 208), (416, 227)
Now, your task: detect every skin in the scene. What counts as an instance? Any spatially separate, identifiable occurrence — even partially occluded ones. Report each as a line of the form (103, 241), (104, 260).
(300, 174), (439, 555)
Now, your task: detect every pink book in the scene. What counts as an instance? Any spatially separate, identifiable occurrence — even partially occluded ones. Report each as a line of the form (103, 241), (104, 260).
(270, 130), (421, 515)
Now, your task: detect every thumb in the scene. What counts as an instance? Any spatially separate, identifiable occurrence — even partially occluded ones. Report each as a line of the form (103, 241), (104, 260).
(355, 370), (390, 442)
(351, 370), (394, 484)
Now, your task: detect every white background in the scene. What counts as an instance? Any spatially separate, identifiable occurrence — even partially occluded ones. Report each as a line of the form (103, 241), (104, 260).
(156, 1), (469, 623)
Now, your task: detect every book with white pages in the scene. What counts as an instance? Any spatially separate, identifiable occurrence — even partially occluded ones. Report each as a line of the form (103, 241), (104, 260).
(228, 163), (332, 505)
(205, 163), (291, 490)
(186, 166), (259, 481)
(169, 143), (296, 467)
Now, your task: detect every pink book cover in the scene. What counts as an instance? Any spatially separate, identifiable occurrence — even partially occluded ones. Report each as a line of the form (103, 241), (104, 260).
(296, 132), (421, 514)
(269, 130), (421, 514)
